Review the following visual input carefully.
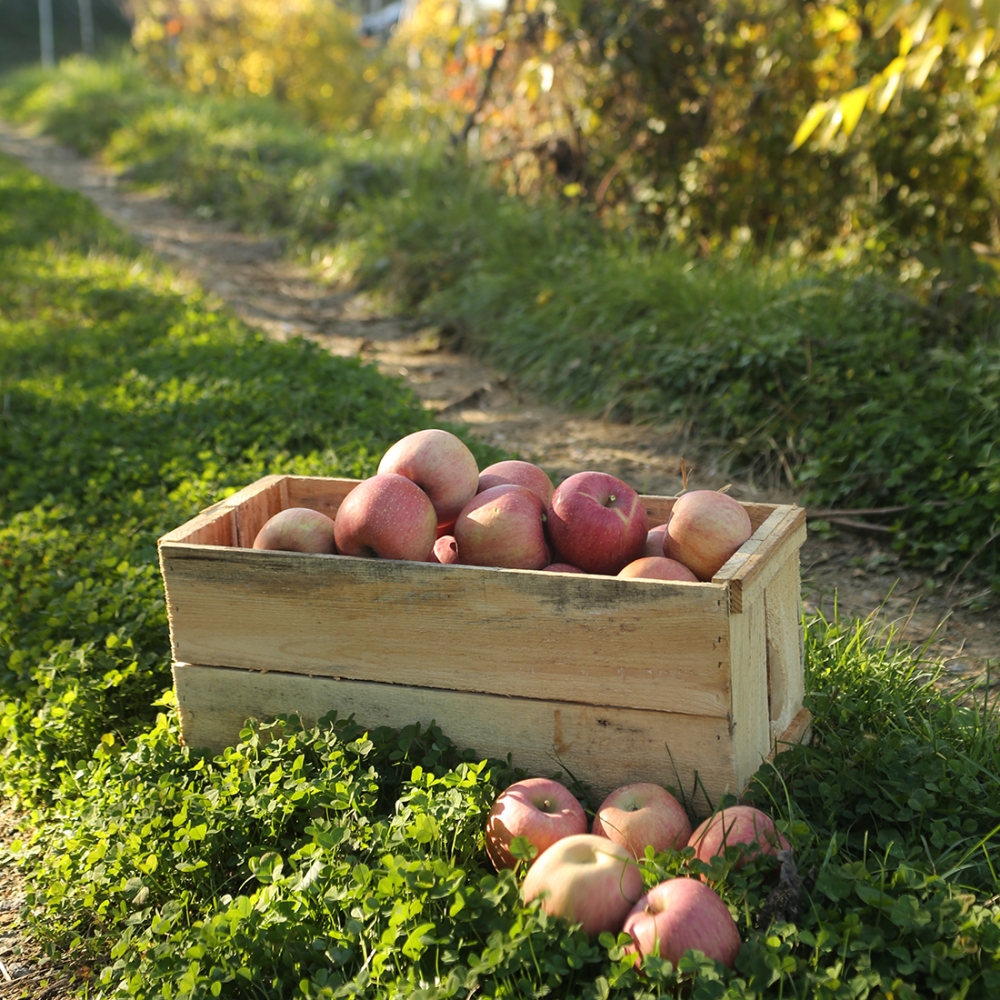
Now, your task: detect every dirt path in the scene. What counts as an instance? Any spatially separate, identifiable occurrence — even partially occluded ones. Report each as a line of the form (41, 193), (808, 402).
(0, 117), (997, 998)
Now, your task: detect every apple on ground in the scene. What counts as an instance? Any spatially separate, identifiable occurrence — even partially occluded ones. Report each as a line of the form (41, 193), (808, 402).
(644, 524), (669, 558)
(522, 833), (644, 937)
(478, 460), (555, 504)
(547, 471), (648, 576)
(454, 484), (550, 569)
(428, 535), (460, 564)
(617, 557), (699, 582)
(688, 805), (789, 869)
(377, 428), (479, 532)
(485, 777), (588, 871)
(623, 877), (741, 968)
(252, 507), (337, 554)
(333, 473), (437, 561)
(591, 783), (693, 858)
(663, 491), (753, 581)
(541, 562), (585, 573)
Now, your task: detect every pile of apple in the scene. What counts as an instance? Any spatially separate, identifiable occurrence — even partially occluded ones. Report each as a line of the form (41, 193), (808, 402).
(252, 428), (754, 580)
(486, 777), (789, 968)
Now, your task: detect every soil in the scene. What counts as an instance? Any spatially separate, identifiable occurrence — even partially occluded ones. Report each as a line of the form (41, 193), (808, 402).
(0, 119), (997, 996)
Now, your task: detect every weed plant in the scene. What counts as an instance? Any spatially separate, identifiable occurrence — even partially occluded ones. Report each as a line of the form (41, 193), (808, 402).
(2, 58), (999, 586)
(0, 145), (999, 998)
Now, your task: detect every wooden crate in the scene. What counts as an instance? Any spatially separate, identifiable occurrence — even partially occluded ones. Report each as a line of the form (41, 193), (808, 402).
(158, 475), (810, 813)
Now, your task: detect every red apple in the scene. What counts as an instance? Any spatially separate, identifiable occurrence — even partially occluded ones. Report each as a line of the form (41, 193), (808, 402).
(617, 557), (699, 582)
(522, 833), (644, 937)
(478, 460), (555, 504)
(252, 507), (337, 554)
(623, 878), (741, 968)
(485, 777), (587, 871)
(333, 473), (437, 561)
(377, 428), (479, 531)
(454, 484), (550, 569)
(546, 472), (648, 576)
(591, 783), (693, 858)
(428, 534), (460, 564)
(663, 491), (753, 581)
(644, 524), (669, 558)
(688, 805), (789, 869)
(541, 562), (585, 573)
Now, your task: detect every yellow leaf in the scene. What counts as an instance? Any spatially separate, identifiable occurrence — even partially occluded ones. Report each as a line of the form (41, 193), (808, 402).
(790, 100), (833, 151)
(876, 72), (903, 113)
(908, 42), (945, 87)
(839, 85), (871, 136)
(818, 106), (845, 147)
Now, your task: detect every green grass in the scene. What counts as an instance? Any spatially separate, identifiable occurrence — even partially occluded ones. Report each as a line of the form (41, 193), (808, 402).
(0, 144), (999, 998)
(2, 57), (997, 590)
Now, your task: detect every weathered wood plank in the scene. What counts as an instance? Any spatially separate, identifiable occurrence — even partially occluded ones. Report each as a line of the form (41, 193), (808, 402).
(764, 553), (805, 747)
(160, 543), (733, 717)
(714, 506), (807, 613)
(728, 590), (771, 793)
(173, 662), (739, 811)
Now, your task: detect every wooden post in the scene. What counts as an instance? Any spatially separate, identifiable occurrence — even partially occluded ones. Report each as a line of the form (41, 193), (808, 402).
(78, 0), (95, 56)
(39, 0), (55, 67)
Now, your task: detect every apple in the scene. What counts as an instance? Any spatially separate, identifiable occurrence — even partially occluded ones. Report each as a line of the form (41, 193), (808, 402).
(333, 473), (437, 561)
(617, 557), (699, 582)
(485, 777), (588, 871)
(377, 428), (479, 531)
(663, 491), (753, 581)
(454, 484), (550, 569)
(688, 805), (789, 869)
(252, 507), (337, 554)
(623, 877), (741, 968)
(591, 783), (692, 858)
(428, 534), (460, 564)
(644, 523), (669, 558)
(541, 562), (585, 573)
(546, 472), (648, 576)
(478, 460), (555, 504)
(522, 833), (644, 937)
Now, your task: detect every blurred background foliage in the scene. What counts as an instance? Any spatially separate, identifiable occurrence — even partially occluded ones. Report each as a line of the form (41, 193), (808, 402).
(116, 0), (1000, 279)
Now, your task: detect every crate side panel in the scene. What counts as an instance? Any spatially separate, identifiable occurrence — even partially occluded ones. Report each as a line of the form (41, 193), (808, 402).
(161, 545), (733, 718)
(729, 594), (771, 792)
(174, 663), (738, 810)
(764, 552), (805, 747)
(284, 477), (360, 521)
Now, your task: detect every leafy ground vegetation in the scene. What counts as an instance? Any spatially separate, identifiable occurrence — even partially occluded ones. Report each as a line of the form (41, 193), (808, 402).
(1, 58), (999, 589)
(1, 142), (1000, 998)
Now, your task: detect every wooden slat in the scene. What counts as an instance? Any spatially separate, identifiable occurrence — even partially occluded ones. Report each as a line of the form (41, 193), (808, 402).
(158, 475), (288, 546)
(713, 505), (807, 613)
(160, 544), (733, 717)
(728, 591), (771, 794)
(767, 707), (812, 761)
(173, 663), (739, 811)
(764, 553), (805, 747)
(284, 476), (360, 521)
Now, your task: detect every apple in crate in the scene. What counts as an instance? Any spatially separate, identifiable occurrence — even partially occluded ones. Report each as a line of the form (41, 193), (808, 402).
(428, 535), (460, 564)
(252, 507), (337, 554)
(617, 557), (698, 582)
(591, 783), (692, 859)
(478, 460), (555, 504)
(377, 428), (479, 532)
(541, 562), (585, 573)
(485, 777), (587, 870)
(644, 523), (669, 558)
(547, 471), (648, 576)
(522, 834), (644, 937)
(454, 484), (550, 570)
(663, 490), (752, 580)
(688, 805), (789, 869)
(334, 473), (437, 561)
(623, 877), (741, 968)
